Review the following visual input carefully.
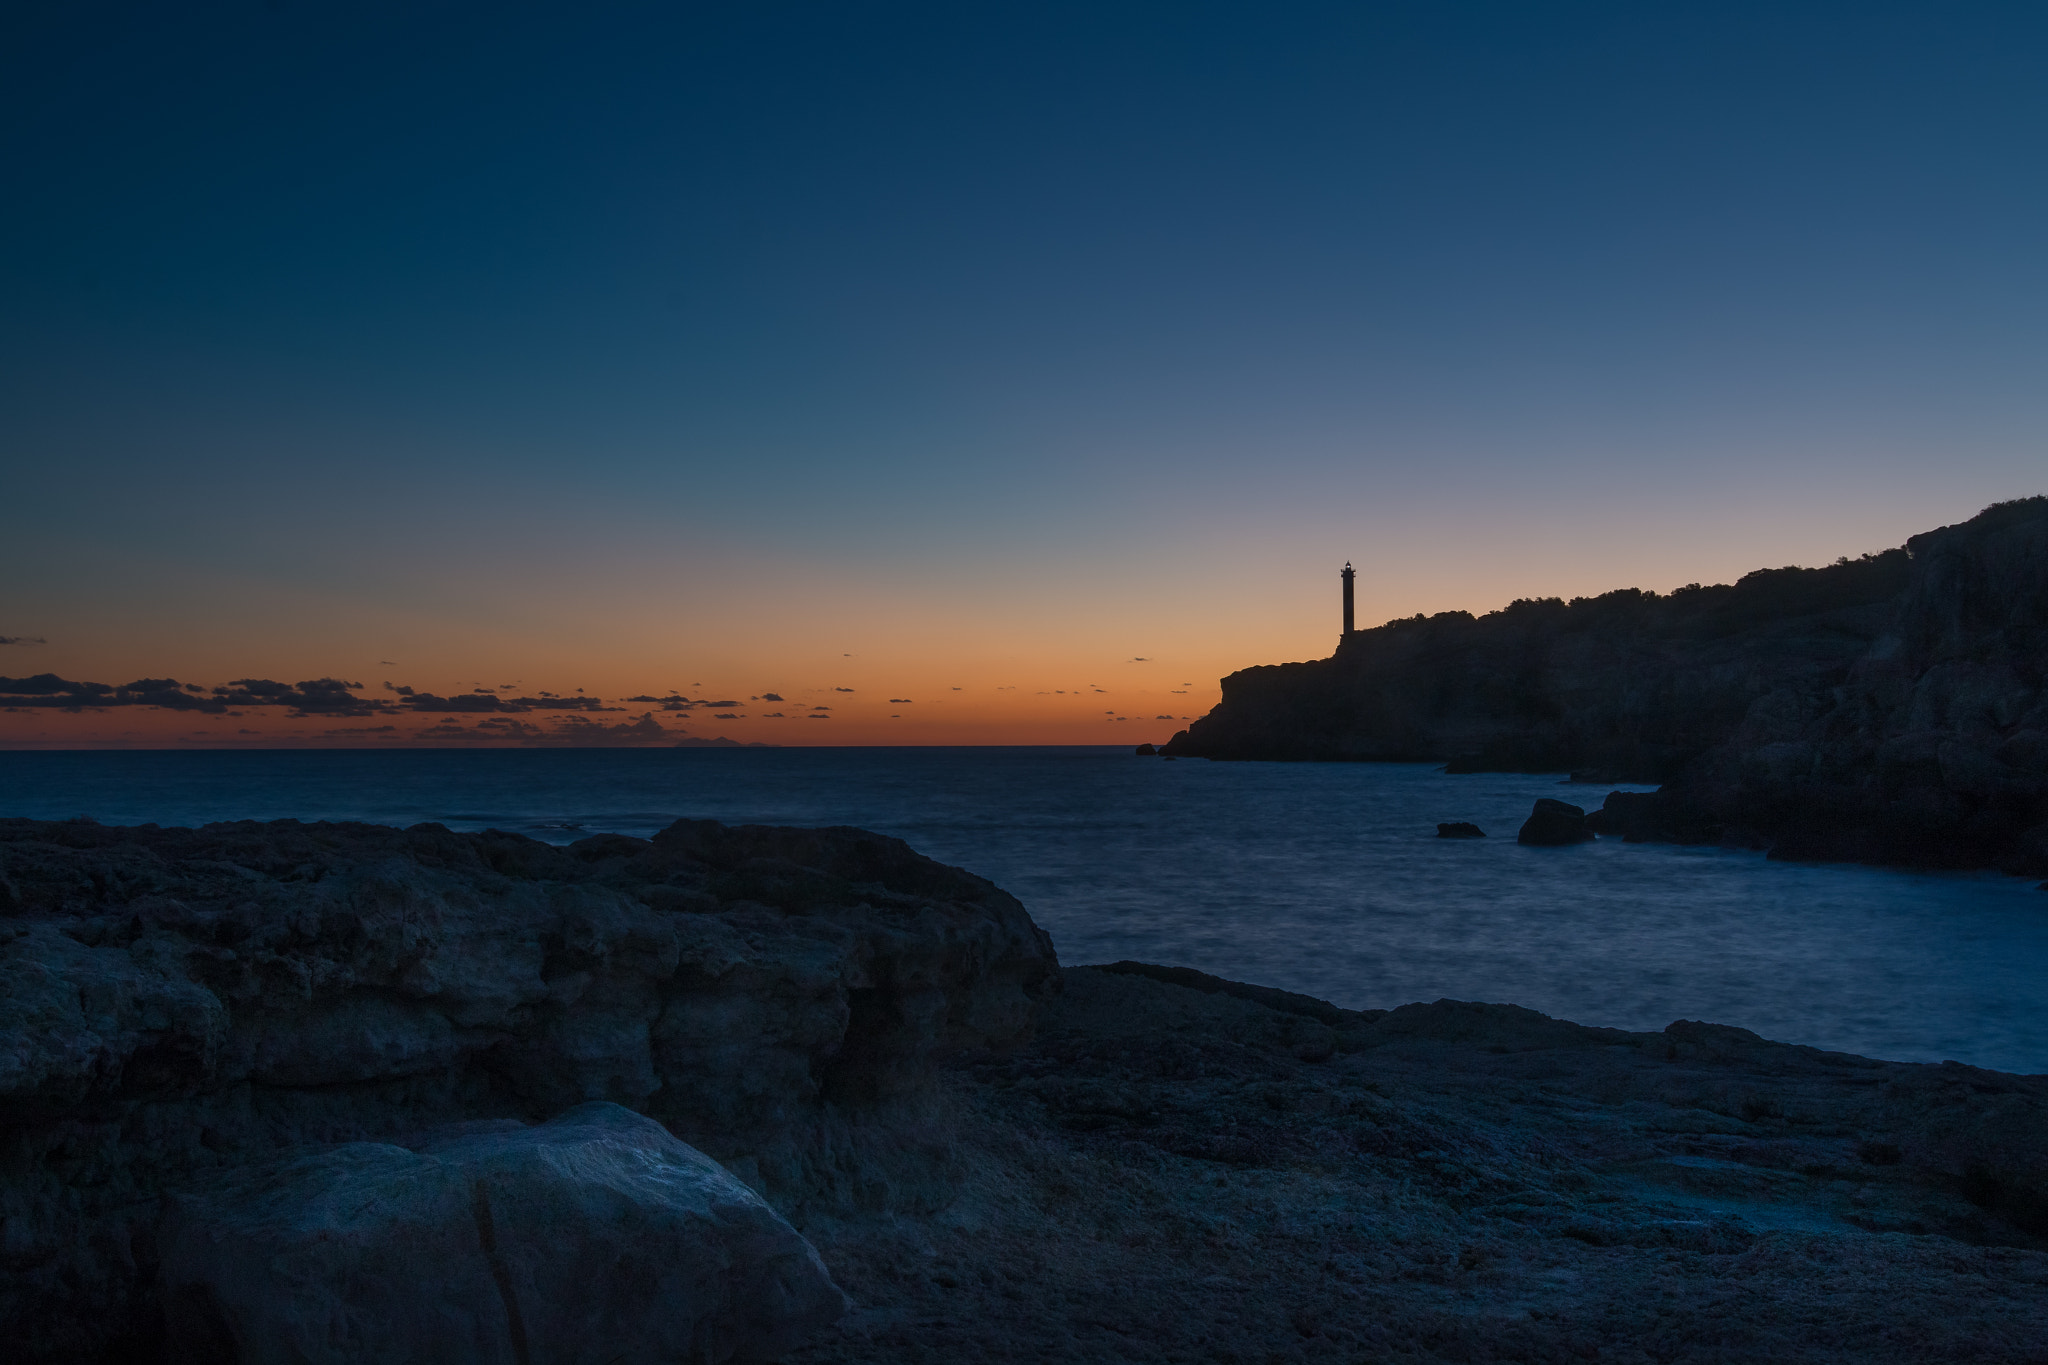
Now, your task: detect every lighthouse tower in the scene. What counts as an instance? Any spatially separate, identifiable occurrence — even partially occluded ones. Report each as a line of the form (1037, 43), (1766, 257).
(1341, 562), (1355, 636)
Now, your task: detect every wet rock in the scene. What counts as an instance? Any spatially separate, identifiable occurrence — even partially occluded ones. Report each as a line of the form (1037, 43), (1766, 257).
(159, 1102), (846, 1365)
(1134, 743), (1157, 755)
(1584, 789), (1722, 843)
(1435, 822), (1486, 838)
(1517, 799), (1594, 846)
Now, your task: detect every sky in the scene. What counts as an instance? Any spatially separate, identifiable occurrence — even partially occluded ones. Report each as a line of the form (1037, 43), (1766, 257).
(3, 1), (2045, 748)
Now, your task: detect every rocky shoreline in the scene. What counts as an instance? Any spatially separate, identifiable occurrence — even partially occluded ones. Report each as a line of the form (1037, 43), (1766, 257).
(1162, 497), (2048, 878)
(4, 816), (2045, 1361)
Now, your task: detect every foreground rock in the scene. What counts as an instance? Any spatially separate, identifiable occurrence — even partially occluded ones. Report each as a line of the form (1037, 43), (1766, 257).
(1162, 496), (2048, 875)
(792, 966), (2048, 1364)
(7, 816), (2047, 1361)
(0, 816), (1054, 1361)
(160, 1102), (844, 1365)
(1516, 797), (1594, 845)
(1435, 821), (1485, 838)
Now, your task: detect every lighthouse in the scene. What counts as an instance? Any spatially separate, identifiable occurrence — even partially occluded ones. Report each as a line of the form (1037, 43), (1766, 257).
(1341, 561), (1355, 636)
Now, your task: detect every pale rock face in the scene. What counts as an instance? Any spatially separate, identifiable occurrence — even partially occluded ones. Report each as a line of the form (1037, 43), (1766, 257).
(159, 1102), (846, 1365)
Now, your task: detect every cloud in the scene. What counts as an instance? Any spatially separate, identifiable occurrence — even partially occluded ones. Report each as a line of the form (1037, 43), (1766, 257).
(0, 673), (109, 698)
(1155, 714), (1174, 719)
(0, 673), (391, 717)
(1132, 657), (1149, 662)
(712, 712), (739, 719)
(223, 678), (386, 716)
(889, 698), (912, 703)
(401, 693), (518, 713)
(761, 693), (784, 702)
(409, 712), (680, 747)
(761, 711), (787, 717)
(627, 695), (741, 712)
(549, 713), (673, 745)
(834, 687), (854, 693)
(397, 691), (619, 714)
(379, 660), (397, 665)
(416, 717), (525, 742)
(0, 636), (46, 646)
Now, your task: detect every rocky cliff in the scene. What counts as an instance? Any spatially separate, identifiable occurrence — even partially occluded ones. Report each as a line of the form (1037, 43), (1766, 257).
(1163, 496), (2048, 873)
(0, 816), (1057, 1360)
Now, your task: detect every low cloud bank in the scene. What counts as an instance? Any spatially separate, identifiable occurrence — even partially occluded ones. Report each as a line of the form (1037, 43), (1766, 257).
(0, 674), (767, 747)
(1, 674), (386, 717)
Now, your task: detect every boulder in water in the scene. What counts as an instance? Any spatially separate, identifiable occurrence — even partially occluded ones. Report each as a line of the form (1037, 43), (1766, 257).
(1135, 743), (1157, 755)
(1517, 798), (1595, 846)
(159, 1101), (847, 1365)
(1435, 822), (1486, 839)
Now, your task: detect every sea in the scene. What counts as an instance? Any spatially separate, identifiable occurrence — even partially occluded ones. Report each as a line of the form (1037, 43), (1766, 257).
(4, 746), (2044, 1074)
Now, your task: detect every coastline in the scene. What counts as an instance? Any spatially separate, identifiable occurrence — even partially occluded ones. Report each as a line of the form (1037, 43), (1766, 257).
(1164, 498), (2048, 882)
(3, 816), (2044, 1361)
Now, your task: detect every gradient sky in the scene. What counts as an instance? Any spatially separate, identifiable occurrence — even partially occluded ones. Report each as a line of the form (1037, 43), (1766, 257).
(4, 1), (2046, 747)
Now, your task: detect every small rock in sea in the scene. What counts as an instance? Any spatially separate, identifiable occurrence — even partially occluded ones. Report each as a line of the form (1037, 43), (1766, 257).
(1135, 743), (1157, 755)
(159, 1102), (847, 1365)
(1436, 822), (1486, 838)
(1517, 798), (1595, 846)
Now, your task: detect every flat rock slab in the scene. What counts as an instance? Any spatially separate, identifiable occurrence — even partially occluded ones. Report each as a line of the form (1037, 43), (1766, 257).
(160, 1102), (846, 1365)
(789, 966), (2048, 1364)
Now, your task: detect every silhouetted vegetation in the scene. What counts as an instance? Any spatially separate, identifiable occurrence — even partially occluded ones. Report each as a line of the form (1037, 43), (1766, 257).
(1382, 548), (1912, 646)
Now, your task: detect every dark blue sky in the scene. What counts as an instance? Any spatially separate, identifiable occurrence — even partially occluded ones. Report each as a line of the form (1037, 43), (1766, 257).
(4, 2), (2046, 743)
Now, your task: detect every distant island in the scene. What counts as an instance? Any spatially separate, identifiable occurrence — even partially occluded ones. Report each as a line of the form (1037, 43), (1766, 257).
(1163, 497), (2048, 877)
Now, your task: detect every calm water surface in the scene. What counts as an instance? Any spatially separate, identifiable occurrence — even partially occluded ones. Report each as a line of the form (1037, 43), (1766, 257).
(4, 747), (2044, 1073)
